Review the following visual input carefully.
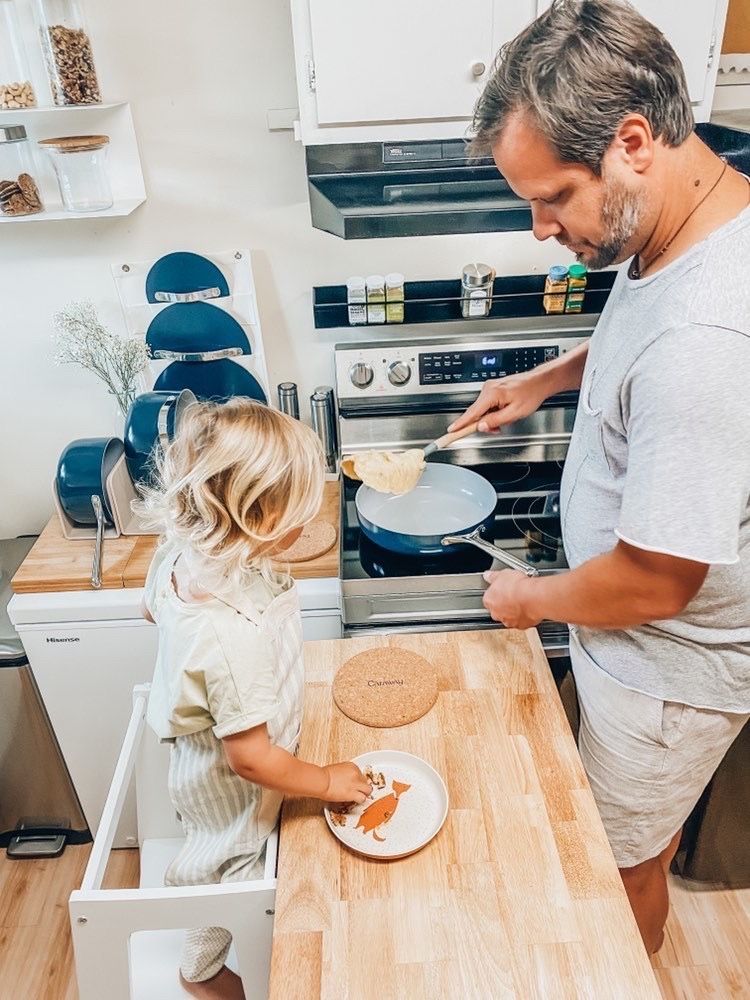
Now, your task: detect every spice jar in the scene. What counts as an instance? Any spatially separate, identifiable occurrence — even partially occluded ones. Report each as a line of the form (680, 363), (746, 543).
(0, 125), (44, 217)
(460, 263), (495, 318)
(34, 0), (101, 106)
(366, 274), (386, 325)
(39, 134), (112, 212)
(385, 273), (405, 324)
(346, 276), (367, 326)
(565, 263), (588, 313)
(543, 265), (568, 314)
(0, 1), (37, 109)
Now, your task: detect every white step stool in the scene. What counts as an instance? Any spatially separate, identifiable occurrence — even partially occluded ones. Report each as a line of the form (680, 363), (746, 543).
(69, 686), (277, 999)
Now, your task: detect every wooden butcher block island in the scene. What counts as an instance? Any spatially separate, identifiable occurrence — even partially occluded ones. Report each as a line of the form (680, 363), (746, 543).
(270, 628), (660, 1000)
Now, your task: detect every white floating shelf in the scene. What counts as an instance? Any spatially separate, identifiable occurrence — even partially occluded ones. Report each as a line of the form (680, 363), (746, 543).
(0, 101), (146, 224)
(0, 101), (127, 116)
(2, 196), (145, 223)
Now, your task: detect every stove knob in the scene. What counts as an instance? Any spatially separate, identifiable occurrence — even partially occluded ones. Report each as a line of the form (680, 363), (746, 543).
(387, 360), (412, 386)
(349, 361), (374, 389)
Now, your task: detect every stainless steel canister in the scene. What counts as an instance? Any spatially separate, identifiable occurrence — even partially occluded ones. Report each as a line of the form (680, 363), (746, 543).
(277, 381), (299, 419)
(310, 385), (338, 473)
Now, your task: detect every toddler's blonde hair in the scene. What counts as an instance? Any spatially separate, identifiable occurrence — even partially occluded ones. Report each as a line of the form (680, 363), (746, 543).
(137, 398), (325, 590)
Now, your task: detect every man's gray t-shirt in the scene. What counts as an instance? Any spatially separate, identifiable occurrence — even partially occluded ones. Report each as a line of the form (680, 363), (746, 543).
(560, 206), (750, 713)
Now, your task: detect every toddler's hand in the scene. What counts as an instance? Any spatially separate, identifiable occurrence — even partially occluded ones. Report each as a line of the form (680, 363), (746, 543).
(322, 762), (372, 804)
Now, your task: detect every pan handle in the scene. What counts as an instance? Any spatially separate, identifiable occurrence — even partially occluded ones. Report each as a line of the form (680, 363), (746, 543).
(441, 529), (540, 577)
(156, 395), (178, 451)
(91, 495), (104, 590)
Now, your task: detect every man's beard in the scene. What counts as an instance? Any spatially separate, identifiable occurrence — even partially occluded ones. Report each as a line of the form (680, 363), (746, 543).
(579, 175), (645, 270)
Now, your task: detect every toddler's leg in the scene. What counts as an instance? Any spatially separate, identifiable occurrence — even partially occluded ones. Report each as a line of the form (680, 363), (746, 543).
(179, 927), (244, 999)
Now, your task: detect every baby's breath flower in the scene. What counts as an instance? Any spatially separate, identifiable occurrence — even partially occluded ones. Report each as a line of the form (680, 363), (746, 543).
(53, 302), (149, 416)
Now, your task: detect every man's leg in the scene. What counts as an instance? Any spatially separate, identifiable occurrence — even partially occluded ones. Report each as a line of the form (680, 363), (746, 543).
(619, 828), (682, 954)
(570, 638), (749, 955)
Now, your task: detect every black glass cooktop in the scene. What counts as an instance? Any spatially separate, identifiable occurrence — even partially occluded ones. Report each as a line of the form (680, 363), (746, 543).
(341, 460), (567, 581)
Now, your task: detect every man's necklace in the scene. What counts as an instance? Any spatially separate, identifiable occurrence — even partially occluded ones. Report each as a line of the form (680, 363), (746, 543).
(628, 160), (729, 280)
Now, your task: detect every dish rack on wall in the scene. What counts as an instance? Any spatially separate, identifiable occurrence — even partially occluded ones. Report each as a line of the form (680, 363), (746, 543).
(112, 250), (272, 404)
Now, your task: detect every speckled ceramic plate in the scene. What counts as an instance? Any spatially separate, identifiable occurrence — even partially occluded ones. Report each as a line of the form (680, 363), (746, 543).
(324, 750), (449, 860)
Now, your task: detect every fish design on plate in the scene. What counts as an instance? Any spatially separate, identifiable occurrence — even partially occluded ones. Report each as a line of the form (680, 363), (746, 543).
(355, 779), (411, 842)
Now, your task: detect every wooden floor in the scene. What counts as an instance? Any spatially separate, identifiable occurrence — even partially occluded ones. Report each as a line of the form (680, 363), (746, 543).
(0, 846), (748, 999)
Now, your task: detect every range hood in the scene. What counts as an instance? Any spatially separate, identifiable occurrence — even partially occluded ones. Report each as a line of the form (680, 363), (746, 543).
(306, 139), (531, 240)
(306, 123), (750, 241)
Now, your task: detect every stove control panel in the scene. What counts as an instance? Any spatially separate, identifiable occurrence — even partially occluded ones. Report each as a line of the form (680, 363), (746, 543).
(420, 346), (557, 386)
(336, 334), (588, 401)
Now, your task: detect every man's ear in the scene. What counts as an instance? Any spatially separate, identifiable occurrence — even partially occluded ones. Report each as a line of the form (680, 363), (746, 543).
(610, 114), (654, 175)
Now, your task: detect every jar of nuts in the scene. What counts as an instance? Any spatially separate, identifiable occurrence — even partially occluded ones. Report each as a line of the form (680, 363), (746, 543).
(0, 1), (38, 109)
(34, 0), (101, 106)
(0, 125), (44, 218)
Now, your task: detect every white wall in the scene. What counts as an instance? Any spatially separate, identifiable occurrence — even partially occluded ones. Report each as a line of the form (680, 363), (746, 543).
(1, 0), (567, 537)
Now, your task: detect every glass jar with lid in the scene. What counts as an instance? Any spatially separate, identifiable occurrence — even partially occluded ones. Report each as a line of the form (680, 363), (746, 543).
(34, 0), (101, 106)
(39, 134), (112, 212)
(0, 2), (37, 109)
(460, 262), (495, 318)
(0, 124), (44, 217)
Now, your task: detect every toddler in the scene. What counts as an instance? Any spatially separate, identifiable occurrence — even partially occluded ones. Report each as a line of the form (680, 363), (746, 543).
(140, 399), (371, 999)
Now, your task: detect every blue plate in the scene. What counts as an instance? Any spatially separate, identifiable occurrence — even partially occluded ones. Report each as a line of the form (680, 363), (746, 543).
(145, 302), (250, 359)
(145, 252), (229, 303)
(57, 438), (124, 527)
(154, 360), (267, 404)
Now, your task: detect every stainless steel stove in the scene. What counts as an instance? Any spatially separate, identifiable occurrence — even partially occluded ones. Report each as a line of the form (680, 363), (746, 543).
(335, 315), (597, 658)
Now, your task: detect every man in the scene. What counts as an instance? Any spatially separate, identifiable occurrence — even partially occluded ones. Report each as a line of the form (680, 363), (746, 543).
(450, 0), (750, 954)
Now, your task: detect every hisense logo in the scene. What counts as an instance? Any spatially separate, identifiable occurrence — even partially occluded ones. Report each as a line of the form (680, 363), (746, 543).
(46, 636), (80, 643)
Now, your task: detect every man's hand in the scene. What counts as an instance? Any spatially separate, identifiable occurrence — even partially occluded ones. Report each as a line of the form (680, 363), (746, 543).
(448, 370), (551, 433)
(483, 542), (709, 633)
(482, 569), (542, 629)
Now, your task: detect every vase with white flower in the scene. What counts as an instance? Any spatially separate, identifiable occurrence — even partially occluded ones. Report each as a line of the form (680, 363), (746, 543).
(53, 302), (150, 425)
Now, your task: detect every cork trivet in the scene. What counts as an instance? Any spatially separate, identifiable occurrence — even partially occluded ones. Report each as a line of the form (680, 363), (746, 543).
(333, 649), (438, 728)
(277, 521), (337, 563)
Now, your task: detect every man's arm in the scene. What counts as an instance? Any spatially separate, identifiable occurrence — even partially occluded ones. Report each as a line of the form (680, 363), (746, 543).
(449, 340), (589, 432)
(483, 540), (708, 630)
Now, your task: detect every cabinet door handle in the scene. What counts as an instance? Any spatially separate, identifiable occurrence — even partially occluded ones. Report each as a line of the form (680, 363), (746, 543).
(471, 61), (487, 78)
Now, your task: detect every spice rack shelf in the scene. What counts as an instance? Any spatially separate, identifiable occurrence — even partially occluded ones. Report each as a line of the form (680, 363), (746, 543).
(313, 271), (616, 330)
(0, 101), (146, 224)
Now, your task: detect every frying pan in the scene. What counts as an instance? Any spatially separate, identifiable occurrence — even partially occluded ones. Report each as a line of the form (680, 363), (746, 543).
(355, 463), (538, 576)
(124, 389), (196, 485)
(56, 437), (124, 527)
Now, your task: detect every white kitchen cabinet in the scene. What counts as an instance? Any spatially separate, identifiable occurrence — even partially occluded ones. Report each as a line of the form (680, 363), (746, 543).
(535, 0), (728, 120)
(291, 0), (537, 143)
(292, 0), (727, 145)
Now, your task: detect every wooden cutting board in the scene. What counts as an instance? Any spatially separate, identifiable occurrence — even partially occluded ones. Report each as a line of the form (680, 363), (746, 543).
(269, 628), (660, 1000)
(12, 481), (341, 593)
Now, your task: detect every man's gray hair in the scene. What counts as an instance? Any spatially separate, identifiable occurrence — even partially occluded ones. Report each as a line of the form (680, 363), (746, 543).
(472, 0), (694, 172)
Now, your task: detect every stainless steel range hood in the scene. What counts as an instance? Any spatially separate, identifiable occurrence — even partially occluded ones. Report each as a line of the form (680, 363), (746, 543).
(306, 123), (750, 241)
(306, 139), (531, 240)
